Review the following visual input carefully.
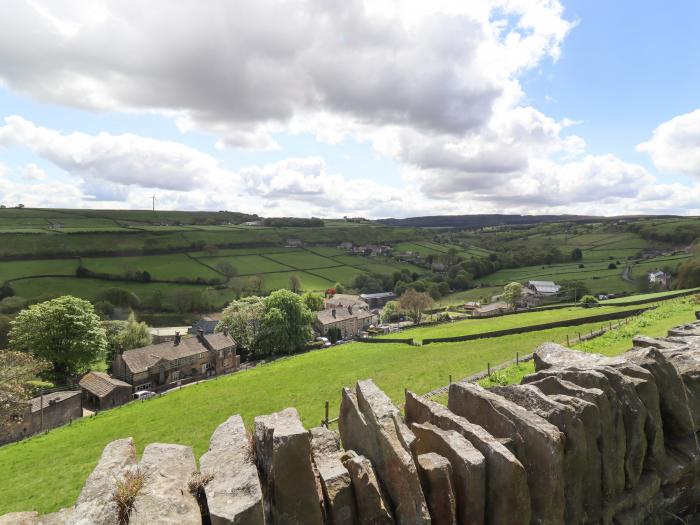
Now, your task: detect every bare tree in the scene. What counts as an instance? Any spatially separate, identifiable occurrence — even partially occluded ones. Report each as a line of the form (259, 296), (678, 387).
(0, 351), (49, 433)
(398, 289), (433, 324)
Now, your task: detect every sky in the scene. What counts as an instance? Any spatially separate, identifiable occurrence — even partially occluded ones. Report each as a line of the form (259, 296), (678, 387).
(0, 0), (699, 218)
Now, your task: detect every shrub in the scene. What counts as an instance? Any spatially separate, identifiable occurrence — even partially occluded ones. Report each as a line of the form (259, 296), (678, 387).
(326, 326), (342, 343)
(580, 295), (599, 305)
(608, 263), (617, 270)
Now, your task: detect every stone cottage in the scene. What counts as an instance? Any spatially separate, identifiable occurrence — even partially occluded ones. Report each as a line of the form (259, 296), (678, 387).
(111, 330), (238, 392)
(314, 306), (376, 339)
(79, 371), (133, 411)
(1, 390), (82, 445)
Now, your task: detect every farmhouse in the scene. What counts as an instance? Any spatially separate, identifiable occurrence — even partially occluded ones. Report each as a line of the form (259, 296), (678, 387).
(353, 244), (392, 256)
(526, 280), (561, 296)
(112, 330), (239, 392)
(360, 291), (397, 309)
(1, 390), (82, 445)
(472, 301), (512, 318)
(79, 371), (133, 411)
(314, 306), (377, 339)
(648, 270), (671, 289)
(338, 241), (354, 250)
(285, 237), (304, 247)
(325, 293), (369, 311)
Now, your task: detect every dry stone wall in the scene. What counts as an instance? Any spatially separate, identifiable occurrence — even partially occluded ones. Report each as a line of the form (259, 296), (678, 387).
(5, 320), (700, 524)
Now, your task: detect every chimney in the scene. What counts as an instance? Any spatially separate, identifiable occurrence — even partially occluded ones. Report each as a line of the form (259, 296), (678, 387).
(332, 309), (336, 318)
(223, 327), (229, 337)
(348, 305), (353, 315)
(197, 328), (204, 341)
(174, 332), (181, 345)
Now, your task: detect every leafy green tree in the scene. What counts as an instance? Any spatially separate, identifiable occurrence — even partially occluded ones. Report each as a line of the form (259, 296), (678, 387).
(256, 289), (314, 356)
(379, 301), (399, 323)
(301, 292), (324, 311)
(326, 326), (342, 344)
(398, 289), (433, 324)
(9, 296), (108, 384)
(427, 282), (443, 300)
(559, 280), (590, 302)
(579, 295), (599, 306)
(0, 315), (10, 348)
(94, 288), (140, 309)
(288, 274), (302, 294)
(104, 313), (152, 370)
(502, 282), (523, 307)
(333, 282), (345, 294)
(676, 258), (700, 288)
(0, 350), (50, 433)
(217, 296), (265, 352)
(571, 248), (583, 261)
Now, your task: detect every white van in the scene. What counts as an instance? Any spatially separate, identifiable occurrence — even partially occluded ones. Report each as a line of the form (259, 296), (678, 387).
(134, 390), (156, 400)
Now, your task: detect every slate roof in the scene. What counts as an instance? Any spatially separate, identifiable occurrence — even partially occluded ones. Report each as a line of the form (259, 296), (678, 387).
(79, 372), (132, 398)
(527, 281), (560, 294)
(316, 308), (375, 326)
(360, 292), (397, 300)
(325, 294), (368, 310)
(120, 333), (235, 374)
(29, 391), (81, 413)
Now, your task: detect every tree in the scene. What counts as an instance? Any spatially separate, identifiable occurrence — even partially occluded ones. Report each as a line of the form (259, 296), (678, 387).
(502, 282), (523, 307)
(256, 290), (314, 356)
(676, 258), (700, 288)
(217, 296), (265, 352)
(559, 280), (589, 302)
(333, 282), (345, 294)
(326, 326), (342, 344)
(579, 295), (599, 306)
(379, 301), (399, 323)
(302, 292), (324, 312)
(0, 350), (49, 434)
(250, 274), (265, 295)
(288, 275), (302, 294)
(608, 262), (617, 270)
(104, 313), (152, 370)
(571, 248), (583, 261)
(398, 289), (433, 324)
(94, 288), (140, 309)
(0, 315), (10, 349)
(0, 282), (14, 301)
(427, 282), (443, 300)
(9, 296), (108, 384)
(216, 261), (238, 279)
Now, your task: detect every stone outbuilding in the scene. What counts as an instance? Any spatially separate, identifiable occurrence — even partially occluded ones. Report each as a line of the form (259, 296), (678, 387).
(1, 390), (82, 445)
(79, 371), (133, 411)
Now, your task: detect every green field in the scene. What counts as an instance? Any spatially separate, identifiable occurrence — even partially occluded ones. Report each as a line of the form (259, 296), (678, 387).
(0, 312), (675, 515)
(600, 287), (700, 304)
(0, 259), (79, 282)
(82, 254), (221, 281)
(265, 251), (342, 269)
(391, 304), (642, 342)
(197, 254), (293, 275)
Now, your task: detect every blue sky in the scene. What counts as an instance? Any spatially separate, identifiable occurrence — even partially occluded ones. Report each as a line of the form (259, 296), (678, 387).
(0, 0), (698, 217)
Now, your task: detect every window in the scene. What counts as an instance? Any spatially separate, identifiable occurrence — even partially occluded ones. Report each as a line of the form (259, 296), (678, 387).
(218, 349), (224, 359)
(201, 363), (210, 374)
(172, 370), (180, 381)
(136, 382), (152, 391)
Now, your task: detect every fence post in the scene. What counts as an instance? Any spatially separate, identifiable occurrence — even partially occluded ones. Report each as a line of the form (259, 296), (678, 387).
(487, 363), (491, 377)
(566, 334), (570, 346)
(516, 352), (519, 365)
(324, 400), (329, 428)
(449, 374), (452, 385)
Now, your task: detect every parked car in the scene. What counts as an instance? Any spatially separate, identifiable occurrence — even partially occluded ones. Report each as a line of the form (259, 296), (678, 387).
(134, 390), (156, 400)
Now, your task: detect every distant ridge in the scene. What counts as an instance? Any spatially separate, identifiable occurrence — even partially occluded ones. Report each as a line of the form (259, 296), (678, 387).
(376, 213), (681, 229)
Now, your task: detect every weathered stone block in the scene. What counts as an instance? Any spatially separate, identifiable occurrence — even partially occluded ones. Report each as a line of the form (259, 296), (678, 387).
(310, 426), (356, 525)
(342, 451), (394, 525)
(70, 437), (137, 525)
(254, 407), (324, 525)
(412, 422), (485, 525)
(416, 453), (456, 525)
(338, 380), (429, 524)
(448, 381), (565, 524)
(131, 443), (201, 525)
(405, 391), (530, 525)
(200, 414), (265, 525)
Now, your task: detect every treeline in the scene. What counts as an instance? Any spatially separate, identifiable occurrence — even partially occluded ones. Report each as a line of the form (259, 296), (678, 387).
(75, 265), (222, 285)
(262, 217), (325, 227)
(628, 223), (700, 245)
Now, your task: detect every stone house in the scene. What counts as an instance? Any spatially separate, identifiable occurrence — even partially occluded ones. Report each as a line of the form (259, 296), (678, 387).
(79, 371), (133, 411)
(285, 237), (304, 247)
(1, 390), (82, 445)
(648, 270), (671, 289)
(526, 280), (560, 296)
(314, 306), (377, 339)
(472, 301), (512, 318)
(111, 330), (239, 392)
(324, 293), (369, 311)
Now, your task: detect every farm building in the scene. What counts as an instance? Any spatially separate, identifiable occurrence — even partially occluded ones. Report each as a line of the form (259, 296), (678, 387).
(188, 319), (219, 335)
(526, 280), (561, 296)
(325, 293), (369, 311)
(472, 301), (512, 318)
(285, 237), (304, 247)
(79, 371), (133, 411)
(314, 306), (377, 339)
(1, 390), (82, 445)
(150, 326), (191, 344)
(360, 291), (397, 309)
(112, 330), (239, 392)
(648, 270), (671, 289)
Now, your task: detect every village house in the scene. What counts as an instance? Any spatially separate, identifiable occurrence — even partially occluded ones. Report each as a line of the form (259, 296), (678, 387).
(352, 244), (392, 257)
(111, 330), (239, 392)
(648, 270), (672, 290)
(360, 291), (397, 309)
(338, 241), (354, 251)
(79, 371), (133, 411)
(314, 306), (377, 339)
(324, 293), (369, 311)
(1, 390), (82, 445)
(525, 280), (561, 296)
(471, 301), (512, 318)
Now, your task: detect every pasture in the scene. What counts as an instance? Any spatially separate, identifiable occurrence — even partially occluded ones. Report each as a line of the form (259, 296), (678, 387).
(2, 310), (684, 515)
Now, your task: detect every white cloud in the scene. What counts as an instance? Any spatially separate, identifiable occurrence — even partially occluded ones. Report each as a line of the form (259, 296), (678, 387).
(637, 109), (700, 178)
(21, 163), (47, 180)
(0, 0), (573, 149)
